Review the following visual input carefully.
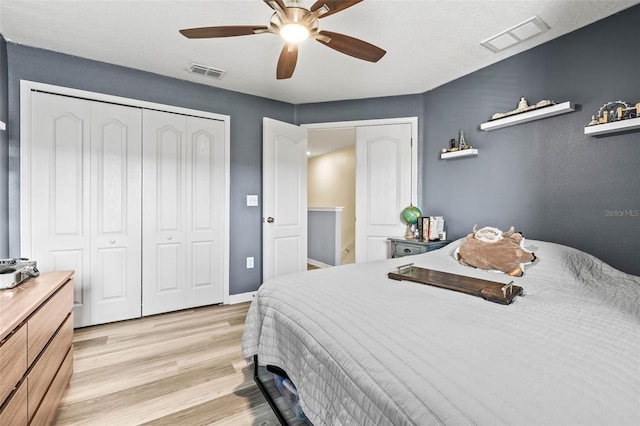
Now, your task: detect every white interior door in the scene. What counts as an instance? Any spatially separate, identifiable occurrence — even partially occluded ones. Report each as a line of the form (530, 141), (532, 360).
(355, 123), (413, 262)
(142, 110), (226, 315)
(262, 117), (307, 281)
(89, 102), (142, 324)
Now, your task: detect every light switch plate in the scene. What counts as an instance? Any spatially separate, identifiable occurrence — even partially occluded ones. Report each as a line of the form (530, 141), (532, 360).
(246, 195), (259, 207)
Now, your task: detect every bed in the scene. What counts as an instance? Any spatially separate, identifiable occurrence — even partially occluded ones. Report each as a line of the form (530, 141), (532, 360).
(242, 238), (640, 425)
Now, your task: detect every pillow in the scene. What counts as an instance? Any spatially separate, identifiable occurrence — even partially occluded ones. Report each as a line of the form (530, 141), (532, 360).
(455, 225), (536, 277)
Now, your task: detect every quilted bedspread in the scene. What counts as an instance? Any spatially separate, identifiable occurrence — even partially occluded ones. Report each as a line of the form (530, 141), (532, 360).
(242, 240), (640, 425)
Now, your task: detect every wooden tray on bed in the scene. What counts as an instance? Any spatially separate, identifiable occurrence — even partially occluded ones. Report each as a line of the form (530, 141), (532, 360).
(388, 264), (523, 305)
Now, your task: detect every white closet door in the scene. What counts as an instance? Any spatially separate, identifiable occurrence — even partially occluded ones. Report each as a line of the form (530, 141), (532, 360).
(142, 110), (187, 315)
(142, 110), (225, 315)
(89, 102), (142, 324)
(29, 93), (92, 327)
(185, 116), (225, 307)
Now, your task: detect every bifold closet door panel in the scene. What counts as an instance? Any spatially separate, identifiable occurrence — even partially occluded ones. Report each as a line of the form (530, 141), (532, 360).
(29, 93), (92, 326)
(89, 101), (143, 324)
(142, 110), (189, 315)
(142, 110), (225, 316)
(185, 116), (225, 308)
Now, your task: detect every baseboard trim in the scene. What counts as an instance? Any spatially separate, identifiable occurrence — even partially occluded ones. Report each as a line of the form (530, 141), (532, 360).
(308, 258), (332, 268)
(228, 291), (256, 304)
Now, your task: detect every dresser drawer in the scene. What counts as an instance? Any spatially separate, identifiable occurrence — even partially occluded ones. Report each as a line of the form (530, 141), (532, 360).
(27, 313), (73, 421)
(30, 347), (73, 426)
(0, 323), (27, 404)
(423, 241), (448, 252)
(0, 378), (28, 426)
(27, 279), (73, 366)
(393, 242), (427, 257)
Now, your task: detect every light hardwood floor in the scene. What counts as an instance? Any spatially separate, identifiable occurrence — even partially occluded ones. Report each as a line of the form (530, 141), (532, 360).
(52, 303), (283, 425)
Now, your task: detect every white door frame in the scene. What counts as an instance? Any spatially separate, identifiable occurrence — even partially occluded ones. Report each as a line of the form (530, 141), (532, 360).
(19, 80), (232, 304)
(302, 117), (420, 246)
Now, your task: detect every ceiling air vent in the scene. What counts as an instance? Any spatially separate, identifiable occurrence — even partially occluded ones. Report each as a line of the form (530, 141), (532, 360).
(188, 62), (226, 80)
(481, 16), (550, 53)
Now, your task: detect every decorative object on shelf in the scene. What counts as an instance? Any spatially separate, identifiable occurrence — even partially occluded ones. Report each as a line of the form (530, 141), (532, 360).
(401, 204), (421, 240)
(587, 100), (640, 126)
(480, 100), (574, 131)
(440, 129), (475, 159)
(458, 129), (469, 149)
(490, 97), (556, 121)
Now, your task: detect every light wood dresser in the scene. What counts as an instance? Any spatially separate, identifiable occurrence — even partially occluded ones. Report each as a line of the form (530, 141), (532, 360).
(0, 270), (74, 425)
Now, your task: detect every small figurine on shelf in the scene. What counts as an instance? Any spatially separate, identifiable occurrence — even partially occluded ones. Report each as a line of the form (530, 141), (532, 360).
(490, 97), (556, 120)
(458, 129), (469, 150)
(443, 131), (474, 154)
(588, 100), (640, 126)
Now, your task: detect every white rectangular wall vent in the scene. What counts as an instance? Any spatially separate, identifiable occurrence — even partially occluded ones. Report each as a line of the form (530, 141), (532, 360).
(481, 16), (550, 53)
(188, 62), (226, 80)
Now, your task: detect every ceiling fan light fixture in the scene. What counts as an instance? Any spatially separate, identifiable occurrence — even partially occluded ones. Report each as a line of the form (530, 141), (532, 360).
(280, 23), (309, 42)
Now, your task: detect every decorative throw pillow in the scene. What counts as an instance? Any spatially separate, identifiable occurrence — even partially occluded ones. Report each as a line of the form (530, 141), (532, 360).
(456, 225), (536, 277)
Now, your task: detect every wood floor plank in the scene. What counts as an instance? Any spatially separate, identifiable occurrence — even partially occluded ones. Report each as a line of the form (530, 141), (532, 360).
(53, 303), (284, 426)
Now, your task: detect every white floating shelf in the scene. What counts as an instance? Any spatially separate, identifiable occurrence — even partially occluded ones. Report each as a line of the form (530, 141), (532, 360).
(0, 121), (5, 131)
(480, 101), (575, 131)
(440, 149), (478, 160)
(584, 116), (640, 136)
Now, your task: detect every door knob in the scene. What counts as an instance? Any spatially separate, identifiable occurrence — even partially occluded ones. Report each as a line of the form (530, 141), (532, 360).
(267, 217), (275, 223)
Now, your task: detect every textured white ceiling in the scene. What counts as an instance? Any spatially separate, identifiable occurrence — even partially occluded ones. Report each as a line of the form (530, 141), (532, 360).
(1, 0), (638, 104)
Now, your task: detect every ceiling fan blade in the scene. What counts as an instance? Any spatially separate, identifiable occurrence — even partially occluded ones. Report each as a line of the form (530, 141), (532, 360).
(311, 0), (363, 18)
(179, 25), (268, 39)
(263, 0), (287, 11)
(277, 43), (298, 80)
(315, 30), (386, 62)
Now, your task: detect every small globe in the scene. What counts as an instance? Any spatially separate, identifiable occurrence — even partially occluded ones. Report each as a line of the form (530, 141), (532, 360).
(401, 205), (422, 224)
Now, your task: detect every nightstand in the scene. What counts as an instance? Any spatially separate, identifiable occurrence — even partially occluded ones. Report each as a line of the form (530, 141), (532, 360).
(388, 238), (451, 258)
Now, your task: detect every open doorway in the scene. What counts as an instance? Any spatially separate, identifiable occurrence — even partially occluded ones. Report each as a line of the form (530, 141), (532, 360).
(301, 117), (420, 265)
(307, 128), (356, 267)
(262, 117), (417, 278)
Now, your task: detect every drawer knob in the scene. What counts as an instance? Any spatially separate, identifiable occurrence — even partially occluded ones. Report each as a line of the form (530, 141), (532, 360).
(109, 239), (116, 244)
(404, 248), (411, 253)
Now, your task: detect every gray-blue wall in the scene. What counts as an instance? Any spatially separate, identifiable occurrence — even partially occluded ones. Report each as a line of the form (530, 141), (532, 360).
(4, 43), (294, 295)
(420, 6), (640, 276)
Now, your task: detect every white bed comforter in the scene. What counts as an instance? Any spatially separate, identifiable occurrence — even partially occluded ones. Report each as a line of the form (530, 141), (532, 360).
(242, 240), (640, 425)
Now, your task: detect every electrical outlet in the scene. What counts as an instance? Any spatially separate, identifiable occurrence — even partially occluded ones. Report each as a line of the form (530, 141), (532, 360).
(246, 257), (254, 269)
(246, 195), (259, 207)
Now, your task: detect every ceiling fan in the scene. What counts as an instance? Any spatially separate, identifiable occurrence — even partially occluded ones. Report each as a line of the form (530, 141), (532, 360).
(179, 0), (386, 79)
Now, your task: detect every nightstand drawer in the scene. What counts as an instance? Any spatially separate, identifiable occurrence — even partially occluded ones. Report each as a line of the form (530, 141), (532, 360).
(388, 238), (451, 258)
(393, 242), (426, 257)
